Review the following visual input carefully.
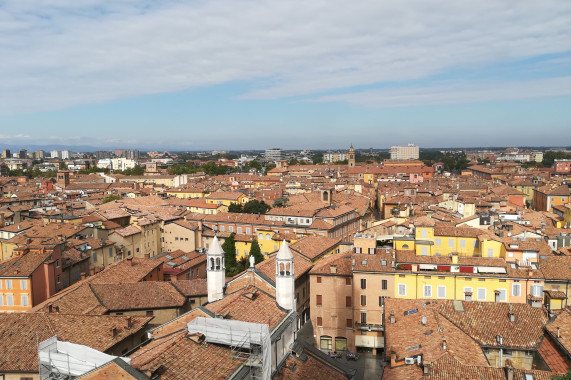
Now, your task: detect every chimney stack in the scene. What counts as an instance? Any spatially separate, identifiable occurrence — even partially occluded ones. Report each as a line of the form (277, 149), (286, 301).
(127, 256), (134, 266)
(390, 311), (396, 324)
(80, 272), (86, 280)
(110, 327), (118, 337)
(125, 316), (133, 329)
(144, 253), (150, 259)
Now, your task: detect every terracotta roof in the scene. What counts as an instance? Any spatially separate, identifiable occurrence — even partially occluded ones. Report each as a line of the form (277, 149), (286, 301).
(0, 250), (52, 277)
(538, 334), (571, 374)
(90, 282), (186, 311)
(310, 253), (353, 276)
(438, 301), (548, 349)
(255, 251), (313, 281)
(289, 235), (342, 261)
(0, 313), (151, 373)
(205, 285), (287, 330)
(170, 279), (207, 297)
(545, 308), (571, 359)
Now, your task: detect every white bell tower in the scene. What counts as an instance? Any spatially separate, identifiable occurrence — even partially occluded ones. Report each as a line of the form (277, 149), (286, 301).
(275, 240), (295, 311)
(207, 236), (225, 303)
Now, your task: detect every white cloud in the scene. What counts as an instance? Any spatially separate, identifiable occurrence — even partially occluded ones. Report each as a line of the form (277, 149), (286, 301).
(0, 0), (570, 113)
(307, 76), (571, 108)
(0, 134), (31, 139)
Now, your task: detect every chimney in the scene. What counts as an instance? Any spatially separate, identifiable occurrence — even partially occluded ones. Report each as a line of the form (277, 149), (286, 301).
(110, 327), (118, 337)
(125, 316), (133, 329)
(329, 265), (337, 274)
(127, 256), (134, 266)
(557, 327), (560, 338)
(423, 362), (431, 376)
(48, 305), (53, 313)
(390, 311), (396, 324)
(442, 338), (447, 350)
(144, 253), (150, 259)
(505, 364), (514, 380)
(80, 272), (86, 280)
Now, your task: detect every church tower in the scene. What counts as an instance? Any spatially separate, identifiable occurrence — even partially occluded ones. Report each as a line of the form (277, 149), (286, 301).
(348, 145), (355, 168)
(275, 240), (296, 311)
(207, 236), (225, 303)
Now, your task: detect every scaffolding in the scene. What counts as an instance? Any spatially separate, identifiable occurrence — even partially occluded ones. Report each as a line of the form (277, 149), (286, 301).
(187, 317), (271, 380)
(38, 335), (131, 379)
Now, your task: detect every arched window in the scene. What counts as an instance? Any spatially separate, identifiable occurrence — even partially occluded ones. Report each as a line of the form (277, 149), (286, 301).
(266, 233), (271, 240)
(258, 233), (264, 240)
(210, 257), (215, 270)
(215, 257), (221, 270)
(285, 262), (291, 275)
(322, 191), (329, 202)
(279, 262), (285, 276)
(402, 244), (409, 249)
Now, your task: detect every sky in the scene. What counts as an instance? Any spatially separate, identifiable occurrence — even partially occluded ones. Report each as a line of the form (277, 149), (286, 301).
(1, 0), (571, 151)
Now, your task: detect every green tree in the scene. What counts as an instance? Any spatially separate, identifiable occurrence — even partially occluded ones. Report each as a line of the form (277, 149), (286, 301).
(244, 160), (262, 171)
(228, 203), (243, 213)
(102, 194), (122, 204)
(543, 151), (571, 167)
(221, 233), (238, 276)
(273, 197), (289, 208)
(242, 199), (271, 214)
(249, 239), (265, 264)
(552, 370), (571, 380)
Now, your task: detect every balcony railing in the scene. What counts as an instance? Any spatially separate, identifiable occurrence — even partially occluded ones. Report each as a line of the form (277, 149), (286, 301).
(355, 322), (383, 331)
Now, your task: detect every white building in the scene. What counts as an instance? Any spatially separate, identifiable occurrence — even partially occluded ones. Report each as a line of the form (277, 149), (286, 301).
(50, 150), (61, 159)
(390, 143), (419, 160)
(61, 150), (72, 160)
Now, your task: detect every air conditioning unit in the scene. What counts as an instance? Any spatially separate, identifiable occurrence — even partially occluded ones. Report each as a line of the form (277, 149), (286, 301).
(405, 357), (415, 365)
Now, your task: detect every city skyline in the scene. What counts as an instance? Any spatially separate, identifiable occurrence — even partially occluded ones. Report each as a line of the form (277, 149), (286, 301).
(1, 1), (570, 149)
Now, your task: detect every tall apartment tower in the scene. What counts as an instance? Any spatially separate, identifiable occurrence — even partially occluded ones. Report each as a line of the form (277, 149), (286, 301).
(390, 143), (419, 160)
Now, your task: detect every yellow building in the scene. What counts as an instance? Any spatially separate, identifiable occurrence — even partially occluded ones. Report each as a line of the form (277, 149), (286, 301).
(205, 191), (247, 207)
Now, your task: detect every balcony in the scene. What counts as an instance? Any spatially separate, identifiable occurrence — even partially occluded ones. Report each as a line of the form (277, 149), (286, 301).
(355, 322), (383, 331)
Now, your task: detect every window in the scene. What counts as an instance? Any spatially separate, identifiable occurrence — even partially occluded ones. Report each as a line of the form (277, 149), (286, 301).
(316, 295), (322, 306)
(448, 239), (454, 247)
(258, 233), (263, 240)
(487, 248), (493, 257)
(20, 280), (27, 290)
(382, 280), (388, 290)
(360, 295), (367, 306)
(146, 310), (154, 316)
(437, 285), (446, 298)
(317, 276), (322, 283)
(21, 294), (28, 307)
(237, 227), (242, 234)
(317, 317), (323, 326)
(346, 296), (352, 307)
(379, 296), (385, 307)
(421, 229), (427, 238)
(5, 280), (12, 290)
(93, 252), (98, 263)
(345, 278), (352, 286)
(435, 238), (441, 246)
(266, 234), (271, 240)
(460, 239), (466, 248)
(360, 279), (367, 289)
(6, 294), (13, 306)
(320, 336), (332, 350)
(498, 289), (507, 302)
(530, 285), (544, 297)
(335, 337), (347, 351)
(512, 283), (521, 297)
(55, 259), (60, 268)
(474, 240), (479, 248)
(421, 246), (428, 256)
(360, 312), (367, 324)
(477, 288), (486, 301)
(346, 319), (353, 328)
(56, 275), (61, 284)
(229, 226), (233, 232)
(136, 248), (140, 253)
(398, 284), (407, 296)
(109, 248), (113, 257)
(423, 285), (432, 298)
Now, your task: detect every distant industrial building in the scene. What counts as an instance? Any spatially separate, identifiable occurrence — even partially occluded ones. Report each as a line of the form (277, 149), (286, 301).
(390, 143), (419, 160)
